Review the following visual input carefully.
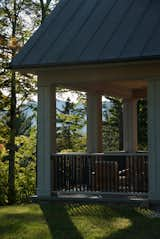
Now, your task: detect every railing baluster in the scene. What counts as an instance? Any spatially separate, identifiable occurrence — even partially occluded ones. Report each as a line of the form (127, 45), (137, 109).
(121, 160), (124, 193)
(131, 156), (134, 193)
(92, 155), (96, 191)
(110, 162), (113, 192)
(98, 156), (101, 191)
(51, 153), (148, 194)
(102, 158), (105, 192)
(145, 156), (148, 192)
(90, 155), (93, 191)
(138, 156), (141, 192)
(115, 162), (119, 192)
(125, 157), (128, 192)
(135, 156), (138, 192)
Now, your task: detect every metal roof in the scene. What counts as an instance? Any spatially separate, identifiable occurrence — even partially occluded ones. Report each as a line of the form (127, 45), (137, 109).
(11, 0), (160, 69)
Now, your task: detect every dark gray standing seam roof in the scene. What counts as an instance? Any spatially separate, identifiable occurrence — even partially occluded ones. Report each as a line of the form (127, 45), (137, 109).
(11, 0), (160, 69)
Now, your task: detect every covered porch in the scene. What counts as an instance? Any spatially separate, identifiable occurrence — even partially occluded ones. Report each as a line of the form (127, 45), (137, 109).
(37, 61), (158, 202)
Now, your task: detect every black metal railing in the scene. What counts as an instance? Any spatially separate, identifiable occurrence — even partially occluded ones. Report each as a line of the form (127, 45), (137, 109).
(51, 153), (148, 193)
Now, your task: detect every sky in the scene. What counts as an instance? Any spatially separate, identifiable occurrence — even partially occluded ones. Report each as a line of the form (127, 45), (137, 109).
(56, 92), (108, 103)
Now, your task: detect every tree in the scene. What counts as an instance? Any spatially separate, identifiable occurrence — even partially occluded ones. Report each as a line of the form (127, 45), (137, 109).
(0, 0), (60, 204)
(137, 99), (147, 150)
(0, 0), (37, 204)
(57, 97), (86, 152)
(39, 0), (59, 22)
(103, 97), (123, 151)
(15, 128), (36, 202)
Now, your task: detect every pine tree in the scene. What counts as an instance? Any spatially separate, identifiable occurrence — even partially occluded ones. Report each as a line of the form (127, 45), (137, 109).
(103, 97), (123, 151)
(137, 99), (147, 150)
(57, 97), (86, 152)
(0, 0), (38, 203)
(0, 0), (59, 203)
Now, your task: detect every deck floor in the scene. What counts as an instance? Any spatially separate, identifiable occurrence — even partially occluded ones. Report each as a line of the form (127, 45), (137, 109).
(32, 192), (149, 207)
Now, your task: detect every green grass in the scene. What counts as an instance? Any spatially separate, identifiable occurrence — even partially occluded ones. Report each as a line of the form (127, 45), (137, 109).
(0, 203), (160, 239)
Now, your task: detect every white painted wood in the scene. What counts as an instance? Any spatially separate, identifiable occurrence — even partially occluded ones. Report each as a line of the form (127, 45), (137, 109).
(37, 77), (56, 197)
(148, 80), (160, 202)
(87, 93), (102, 153)
(123, 99), (137, 152)
(52, 152), (148, 157)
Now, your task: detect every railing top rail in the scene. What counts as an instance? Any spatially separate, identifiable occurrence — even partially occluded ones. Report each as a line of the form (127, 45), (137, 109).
(51, 151), (148, 157)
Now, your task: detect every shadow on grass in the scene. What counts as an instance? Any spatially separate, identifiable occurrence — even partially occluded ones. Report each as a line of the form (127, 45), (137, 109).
(99, 206), (160, 239)
(40, 202), (83, 239)
(41, 203), (160, 239)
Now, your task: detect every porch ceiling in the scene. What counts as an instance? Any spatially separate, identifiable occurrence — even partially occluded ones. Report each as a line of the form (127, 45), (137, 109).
(57, 79), (147, 99)
(37, 60), (160, 99)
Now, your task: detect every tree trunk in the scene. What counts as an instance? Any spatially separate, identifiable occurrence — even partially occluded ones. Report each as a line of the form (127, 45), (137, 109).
(8, 71), (16, 204)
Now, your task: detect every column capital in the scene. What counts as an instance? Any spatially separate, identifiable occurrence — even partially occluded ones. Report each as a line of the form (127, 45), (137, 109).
(38, 73), (56, 87)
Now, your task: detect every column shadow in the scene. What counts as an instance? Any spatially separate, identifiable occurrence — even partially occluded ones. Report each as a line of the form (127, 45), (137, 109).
(40, 202), (83, 239)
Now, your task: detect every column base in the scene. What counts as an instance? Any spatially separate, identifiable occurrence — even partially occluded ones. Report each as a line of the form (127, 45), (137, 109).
(31, 194), (56, 203)
(149, 200), (160, 208)
(37, 188), (51, 198)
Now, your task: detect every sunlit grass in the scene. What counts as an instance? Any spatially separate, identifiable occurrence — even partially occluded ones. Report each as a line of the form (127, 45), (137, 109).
(0, 204), (51, 239)
(0, 203), (160, 239)
(67, 204), (132, 239)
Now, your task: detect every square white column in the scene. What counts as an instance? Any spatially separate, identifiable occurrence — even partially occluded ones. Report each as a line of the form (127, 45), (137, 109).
(148, 79), (160, 203)
(87, 92), (102, 153)
(37, 78), (56, 197)
(123, 99), (137, 152)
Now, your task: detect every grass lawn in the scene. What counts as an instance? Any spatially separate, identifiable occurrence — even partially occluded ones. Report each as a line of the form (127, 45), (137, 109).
(0, 203), (160, 239)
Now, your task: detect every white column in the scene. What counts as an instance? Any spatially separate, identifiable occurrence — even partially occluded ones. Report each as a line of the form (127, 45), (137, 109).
(148, 80), (160, 203)
(123, 98), (137, 152)
(37, 79), (56, 198)
(87, 92), (102, 153)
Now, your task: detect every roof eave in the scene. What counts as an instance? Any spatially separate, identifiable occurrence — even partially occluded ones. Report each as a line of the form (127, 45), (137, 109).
(9, 56), (160, 74)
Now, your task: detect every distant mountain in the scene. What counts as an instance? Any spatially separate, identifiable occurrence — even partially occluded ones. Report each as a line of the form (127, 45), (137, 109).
(24, 99), (111, 126)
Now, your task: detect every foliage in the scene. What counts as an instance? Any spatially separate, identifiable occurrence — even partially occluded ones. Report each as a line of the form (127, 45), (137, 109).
(0, 0), (38, 204)
(103, 97), (148, 151)
(15, 128), (36, 202)
(103, 97), (123, 151)
(57, 97), (86, 152)
(0, 128), (36, 205)
(0, 0), (58, 204)
(137, 99), (147, 150)
(0, 147), (8, 205)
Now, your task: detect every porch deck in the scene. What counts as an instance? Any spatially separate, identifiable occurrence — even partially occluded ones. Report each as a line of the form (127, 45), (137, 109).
(32, 192), (148, 207)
